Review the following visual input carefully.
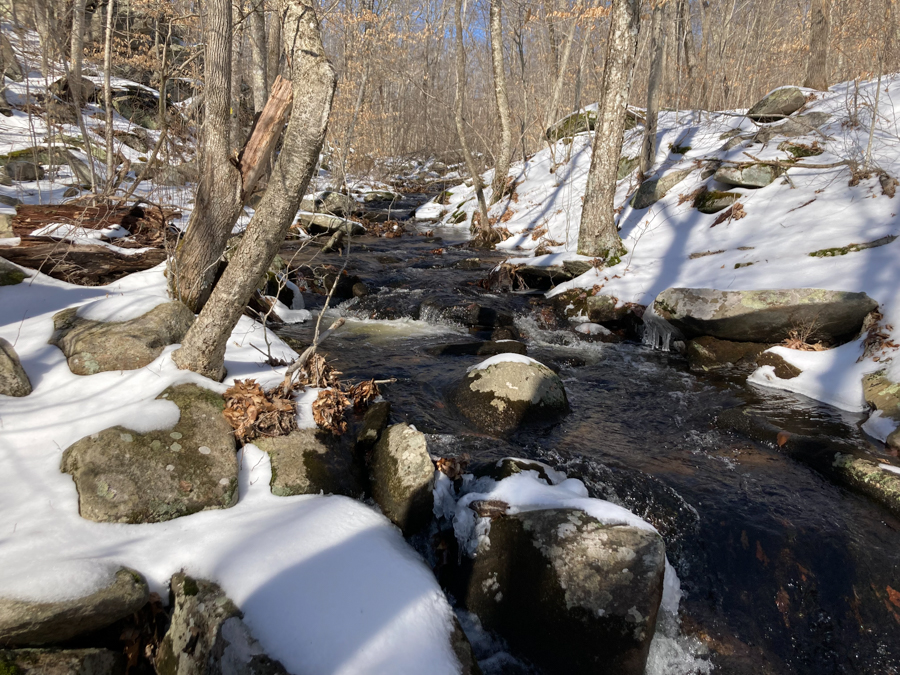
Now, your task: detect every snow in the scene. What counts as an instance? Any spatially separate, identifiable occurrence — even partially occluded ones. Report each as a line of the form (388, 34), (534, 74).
(575, 322), (612, 336)
(863, 410), (900, 442)
(465, 352), (544, 373)
(880, 463), (900, 475)
(0, 263), (463, 675)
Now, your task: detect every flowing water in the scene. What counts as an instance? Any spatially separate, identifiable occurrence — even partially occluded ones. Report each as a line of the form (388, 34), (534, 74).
(277, 207), (900, 675)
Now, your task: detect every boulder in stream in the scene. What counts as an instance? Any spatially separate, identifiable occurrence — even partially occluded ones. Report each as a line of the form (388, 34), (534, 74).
(369, 423), (435, 535)
(0, 566), (149, 646)
(653, 287), (878, 344)
(454, 508), (665, 675)
(451, 355), (569, 435)
(686, 336), (769, 371)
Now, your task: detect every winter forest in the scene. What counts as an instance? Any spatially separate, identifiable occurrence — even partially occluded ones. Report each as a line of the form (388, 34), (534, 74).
(1, 0), (900, 674)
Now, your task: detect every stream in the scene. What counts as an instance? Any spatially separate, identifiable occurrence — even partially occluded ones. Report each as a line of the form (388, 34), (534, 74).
(276, 197), (900, 675)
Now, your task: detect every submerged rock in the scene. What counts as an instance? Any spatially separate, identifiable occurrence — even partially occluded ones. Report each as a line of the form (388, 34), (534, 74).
(686, 336), (769, 371)
(832, 454), (900, 519)
(451, 356), (569, 435)
(426, 340), (527, 358)
(746, 87), (807, 123)
(50, 302), (195, 375)
(653, 287), (878, 344)
(61, 384), (237, 523)
(454, 508), (665, 675)
(630, 168), (693, 210)
(0, 338), (32, 397)
(369, 423), (435, 535)
(0, 567), (149, 646)
(254, 428), (365, 498)
(156, 573), (288, 675)
(0, 648), (126, 674)
(297, 212), (366, 236)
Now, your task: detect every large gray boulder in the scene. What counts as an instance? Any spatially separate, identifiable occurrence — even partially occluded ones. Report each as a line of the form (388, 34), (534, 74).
(0, 567), (149, 646)
(61, 384), (238, 523)
(156, 573), (288, 675)
(369, 423), (435, 535)
(50, 302), (195, 375)
(0, 648), (126, 675)
(254, 428), (365, 498)
(0, 338), (32, 397)
(630, 168), (693, 210)
(456, 508), (665, 675)
(746, 87), (807, 123)
(452, 357), (569, 435)
(653, 287), (878, 344)
(714, 163), (783, 188)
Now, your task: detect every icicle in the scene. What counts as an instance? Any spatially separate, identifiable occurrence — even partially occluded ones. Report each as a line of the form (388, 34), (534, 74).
(641, 302), (680, 352)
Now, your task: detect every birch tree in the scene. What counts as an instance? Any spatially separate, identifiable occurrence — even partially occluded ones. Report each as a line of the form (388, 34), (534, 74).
(577, 0), (640, 261)
(173, 0), (336, 380)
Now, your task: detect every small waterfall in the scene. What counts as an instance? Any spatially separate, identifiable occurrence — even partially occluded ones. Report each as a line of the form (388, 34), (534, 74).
(641, 302), (682, 352)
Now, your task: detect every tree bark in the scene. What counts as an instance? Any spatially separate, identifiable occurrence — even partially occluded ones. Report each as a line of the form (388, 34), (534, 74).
(103, 0), (115, 193)
(804, 0), (830, 91)
(266, 6), (282, 90)
(576, 0), (640, 261)
(170, 0), (243, 311)
(454, 0), (494, 247)
(173, 0), (336, 381)
(248, 0), (269, 111)
(489, 0), (513, 203)
(231, 0), (245, 150)
(640, 1), (666, 176)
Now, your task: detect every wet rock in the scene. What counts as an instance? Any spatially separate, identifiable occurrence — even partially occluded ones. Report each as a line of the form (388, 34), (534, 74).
(369, 423), (435, 535)
(653, 287), (878, 344)
(832, 454), (900, 519)
(756, 351), (802, 379)
(156, 573), (288, 675)
(0, 338), (32, 397)
(0, 258), (28, 286)
(515, 265), (574, 291)
(363, 190), (400, 203)
(0, 567), (149, 646)
(452, 357), (569, 435)
(356, 400), (391, 452)
(5, 161), (44, 182)
(50, 302), (195, 375)
(746, 87), (807, 123)
(694, 189), (740, 214)
(630, 168), (693, 210)
(686, 336), (768, 371)
(453, 508), (665, 675)
(61, 384), (238, 523)
(586, 294), (633, 325)
(0, 648), (126, 674)
(297, 212), (366, 236)
(255, 428), (364, 498)
(448, 616), (482, 675)
(427, 341), (527, 358)
(862, 371), (900, 420)
(421, 300), (513, 328)
(481, 457), (560, 484)
(714, 163), (784, 188)
(490, 325), (521, 341)
(0, 33), (24, 82)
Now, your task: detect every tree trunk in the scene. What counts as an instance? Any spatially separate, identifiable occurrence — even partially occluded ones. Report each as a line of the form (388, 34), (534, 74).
(454, 0), (494, 247)
(640, 1), (666, 176)
(231, 0), (245, 150)
(805, 0), (830, 91)
(103, 0), (115, 193)
(266, 7), (282, 90)
(69, 0), (97, 191)
(173, 0), (336, 381)
(576, 0), (640, 261)
(248, 0), (269, 111)
(489, 0), (513, 203)
(170, 0), (243, 311)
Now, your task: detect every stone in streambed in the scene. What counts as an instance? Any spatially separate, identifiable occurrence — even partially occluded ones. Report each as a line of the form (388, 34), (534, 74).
(832, 454), (900, 519)
(0, 566), (149, 647)
(426, 340), (527, 357)
(685, 336), (768, 371)
(61, 384), (237, 523)
(50, 302), (195, 375)
(356, 400), (391, 452)
(369, 423), (435, 535)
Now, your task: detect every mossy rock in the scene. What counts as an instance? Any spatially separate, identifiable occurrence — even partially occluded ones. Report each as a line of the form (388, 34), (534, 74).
(694, 189), (740, 214)
(714, 163), (783, 188)
(746, 87), (807, 123)
(61, 384), (238, 523)
(0, 259), (28, 287)
(369, 424), (434, 535)
(862, 371), (900, 420)
(832, 454), (900, 519)
(617, 156), (639, 180)
(778, 141), (823, 158)
(0, 649), (125, 675)
(686, 336), (769, 371)
(0, 338), (32, 397)
(808, 235), (897, 258)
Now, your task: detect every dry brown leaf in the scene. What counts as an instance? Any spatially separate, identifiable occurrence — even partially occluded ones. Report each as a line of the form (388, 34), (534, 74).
(224, 378), (298, 443)
(312, 388), (351, 435)
(348, 379), (380, 411)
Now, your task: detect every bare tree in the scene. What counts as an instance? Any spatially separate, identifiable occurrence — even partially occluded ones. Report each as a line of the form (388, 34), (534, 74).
(170, 0), (244, 311)
(805, 0), (830, 91)
(577, 0), (640, 261)
(248, 0), (269, 111)
(489, 0), (513, 203)
(266, 5), (282, 89)
(640, 0), (667, 176)
(173, 0), (336, 380)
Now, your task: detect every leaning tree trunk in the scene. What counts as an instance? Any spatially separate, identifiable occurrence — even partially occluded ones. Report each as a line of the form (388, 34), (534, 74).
(489, 0), (513, 203)
(640, 1), (666, 177)
(576, 0), (640, 261)
(454, 0), (494, 247)
(248, 0), (269, 112)
(173, 0), (336, 380)
(170, 0), (243, 311)
(804, 0), (830, 91)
